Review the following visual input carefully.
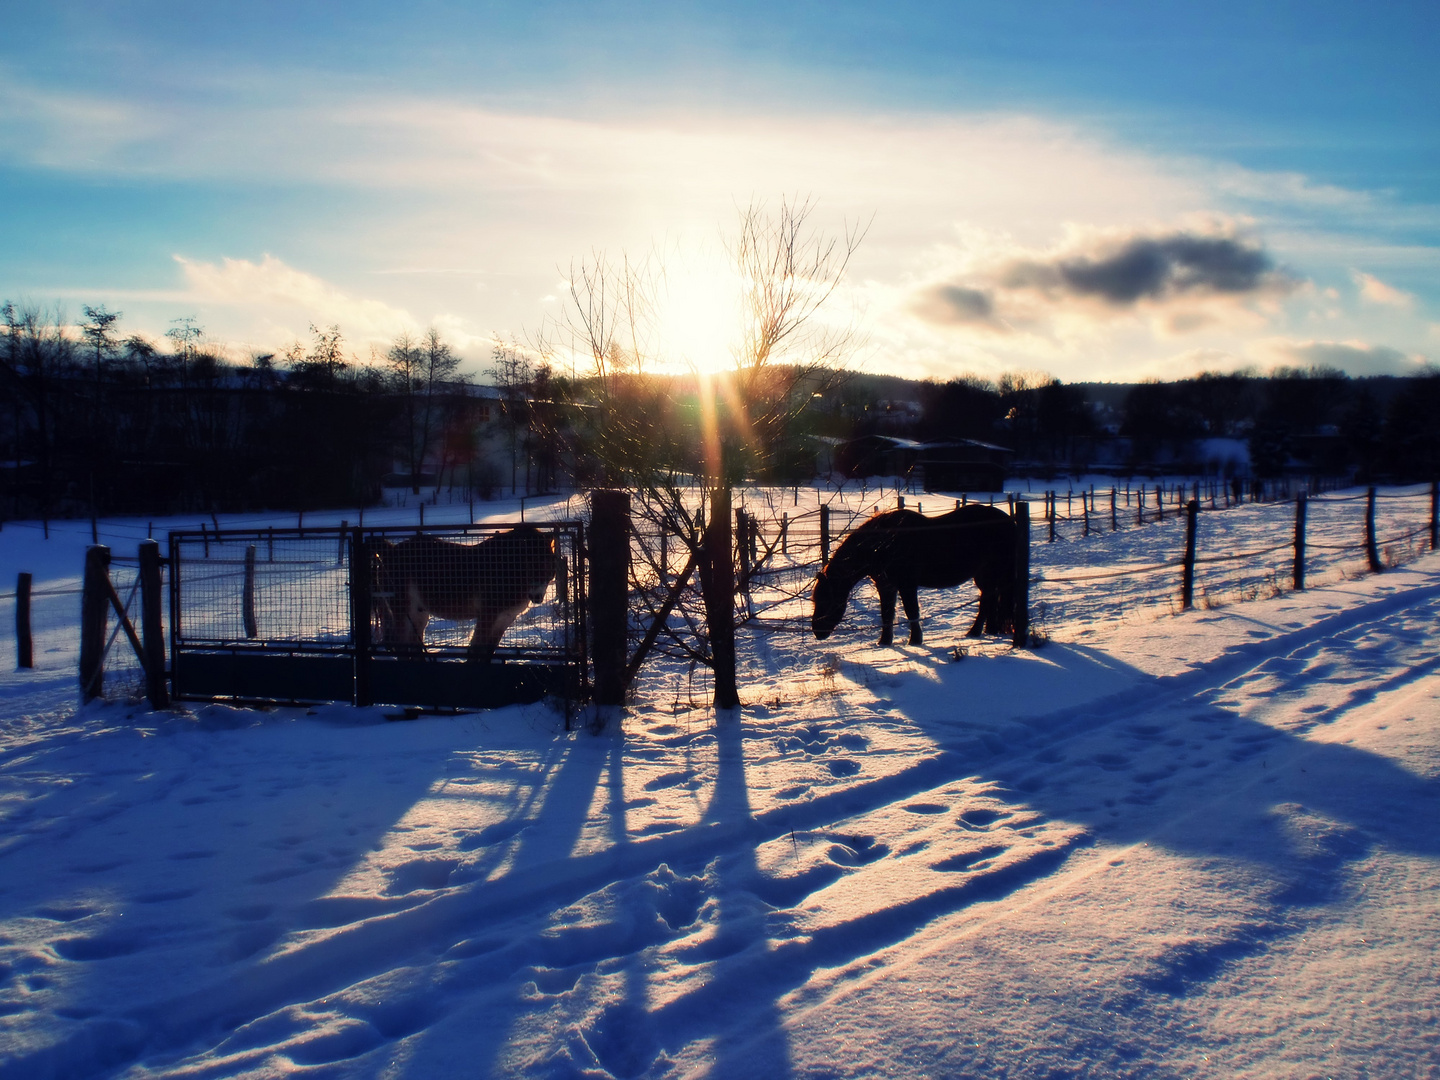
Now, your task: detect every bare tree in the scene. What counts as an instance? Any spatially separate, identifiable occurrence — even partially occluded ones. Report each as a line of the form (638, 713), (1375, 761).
(420, 328), (463, 495)
(545, 198), (865, 710)
(387, 327), (463, 493)
(386, 330), (425, 492)
(489, 339), (534, 495)
(81, 305), (122, 381)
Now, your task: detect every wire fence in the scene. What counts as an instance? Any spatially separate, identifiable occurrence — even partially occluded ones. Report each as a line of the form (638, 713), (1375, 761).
(622, 480), (1439, 665)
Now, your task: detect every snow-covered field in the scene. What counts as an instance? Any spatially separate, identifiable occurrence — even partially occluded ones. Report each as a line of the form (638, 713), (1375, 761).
(2, 485), (1438, 1079)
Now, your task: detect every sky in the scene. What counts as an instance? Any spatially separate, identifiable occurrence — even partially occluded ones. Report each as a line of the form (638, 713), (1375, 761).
(1, 0), (1437, 383)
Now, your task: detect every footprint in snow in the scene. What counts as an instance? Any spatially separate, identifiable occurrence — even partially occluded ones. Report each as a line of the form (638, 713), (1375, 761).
(34, 904), (97, 922)
(932, 844), (1009, 873)
(828, 835), (888, 866)
(643, 770), (699, 792)
(52, 933), (141, 961)
(958, 807), (1008, 830)
(826, 759), (861, 778)
(384, 857), (458, 895)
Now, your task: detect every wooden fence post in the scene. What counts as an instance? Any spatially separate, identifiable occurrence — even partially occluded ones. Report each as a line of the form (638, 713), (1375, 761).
(1181, 499), (1199, 610)
(15, 572), (32, 670)
(1431, 479), (1438, 551)
(1048, 491), (1056, 543)
(139, 540), (169, 708)
(1110, 488), (1118, 531)
(1155, 485), (1164, 522)
(781, 512), (789, 556)
(820, 503), (831, 564)
(590, 490), (631, 707)
(1012, 502), (1030, 648)
(1082, 490), (1090, 536)
(1365, 485), (1382, 573)
(350, 527), (372, 708)
(736, 508), (751, 595)
(80, 545), (110, 701)
(1293, 492), (1307, 592)
(243, 545), (259, 639)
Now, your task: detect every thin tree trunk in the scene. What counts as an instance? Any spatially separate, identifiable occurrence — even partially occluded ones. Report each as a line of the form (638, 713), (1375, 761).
(701, 483), (740, 709)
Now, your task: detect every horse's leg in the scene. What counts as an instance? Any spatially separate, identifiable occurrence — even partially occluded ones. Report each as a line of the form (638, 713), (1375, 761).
(876, 580), (896, 646)
(967, 582), (988, 637)
(901, 586), (922, 645)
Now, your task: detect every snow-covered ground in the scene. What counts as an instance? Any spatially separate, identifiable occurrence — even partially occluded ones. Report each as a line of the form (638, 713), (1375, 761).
(1, 486), (1438, 1079)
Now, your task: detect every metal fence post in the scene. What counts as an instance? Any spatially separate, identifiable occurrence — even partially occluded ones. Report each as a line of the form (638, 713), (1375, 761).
(350, 527), (373, 707)
(1012, 502), (1030, 648)
(139, 540), (169, 708)
(1181, 500), (1199, 610)
(243, 545), (259, 639)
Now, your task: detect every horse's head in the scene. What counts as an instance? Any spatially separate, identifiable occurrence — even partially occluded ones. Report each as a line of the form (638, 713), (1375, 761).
(526, 534), (558, 603)
(811, 569), (847, 640)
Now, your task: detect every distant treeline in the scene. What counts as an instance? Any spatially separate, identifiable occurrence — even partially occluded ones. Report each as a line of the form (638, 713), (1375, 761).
(3, 301), (1437, 518)
(862, 367), (1439, 480)
(0, 304), (572, 518)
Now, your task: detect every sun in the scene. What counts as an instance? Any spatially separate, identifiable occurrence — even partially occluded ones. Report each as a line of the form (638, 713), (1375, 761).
(656, 262), (743, 377)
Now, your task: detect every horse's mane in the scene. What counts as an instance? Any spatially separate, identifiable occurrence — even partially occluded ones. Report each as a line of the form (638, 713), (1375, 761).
(823, 509), (924, 586)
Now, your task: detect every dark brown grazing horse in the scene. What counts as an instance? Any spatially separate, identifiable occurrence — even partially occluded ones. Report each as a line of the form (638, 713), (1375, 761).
(369, 527), (557, 662)
(811, 505), (1015, 646)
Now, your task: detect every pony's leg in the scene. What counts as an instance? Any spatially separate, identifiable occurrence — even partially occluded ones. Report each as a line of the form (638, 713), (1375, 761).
(876, 581), (896, 646)
(901, 586), (922, 645)
(465, 608), (499, 663)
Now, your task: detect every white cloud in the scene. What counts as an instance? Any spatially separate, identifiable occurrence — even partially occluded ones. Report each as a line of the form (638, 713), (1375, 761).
(1351, 270), (1415, 308)
(1256, 337), (1427, 377)
(175, 254), (419, 346)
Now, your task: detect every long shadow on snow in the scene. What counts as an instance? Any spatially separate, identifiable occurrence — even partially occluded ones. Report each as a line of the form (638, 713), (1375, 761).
(862, 628), (1440, 993)
(0, 706), (464, 1080)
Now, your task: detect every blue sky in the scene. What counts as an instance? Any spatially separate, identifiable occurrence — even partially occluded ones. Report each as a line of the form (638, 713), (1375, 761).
(2, 1), (1436, 382)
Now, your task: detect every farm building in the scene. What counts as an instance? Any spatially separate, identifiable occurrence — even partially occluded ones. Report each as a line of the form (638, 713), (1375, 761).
(833, 434), (1013, 492)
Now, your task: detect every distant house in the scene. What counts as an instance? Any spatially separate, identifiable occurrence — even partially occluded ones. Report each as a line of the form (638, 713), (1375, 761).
(834, 434), (924, 479)
(831, 434), (1014, 492)
(913, 439), (1013, 492)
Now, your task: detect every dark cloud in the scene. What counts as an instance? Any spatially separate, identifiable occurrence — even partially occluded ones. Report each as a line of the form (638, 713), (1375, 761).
(909, 226), (1302, 334)
(1000, 232), (1287, 305)
(909, 283), (999, 327)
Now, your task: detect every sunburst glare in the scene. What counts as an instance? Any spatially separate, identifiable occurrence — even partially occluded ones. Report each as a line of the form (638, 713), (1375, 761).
(656, 259), (744, 376)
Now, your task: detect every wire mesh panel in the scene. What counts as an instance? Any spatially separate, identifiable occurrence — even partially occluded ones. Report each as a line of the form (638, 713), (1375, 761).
(169, 522), (586, 707)
(173, 530), (352, 649)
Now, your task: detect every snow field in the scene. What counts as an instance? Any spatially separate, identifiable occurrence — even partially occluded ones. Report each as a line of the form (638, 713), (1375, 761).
(0, 486), (1437, 1078)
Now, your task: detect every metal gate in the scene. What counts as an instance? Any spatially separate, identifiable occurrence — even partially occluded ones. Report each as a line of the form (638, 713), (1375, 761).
(169, 521), (587, 708)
